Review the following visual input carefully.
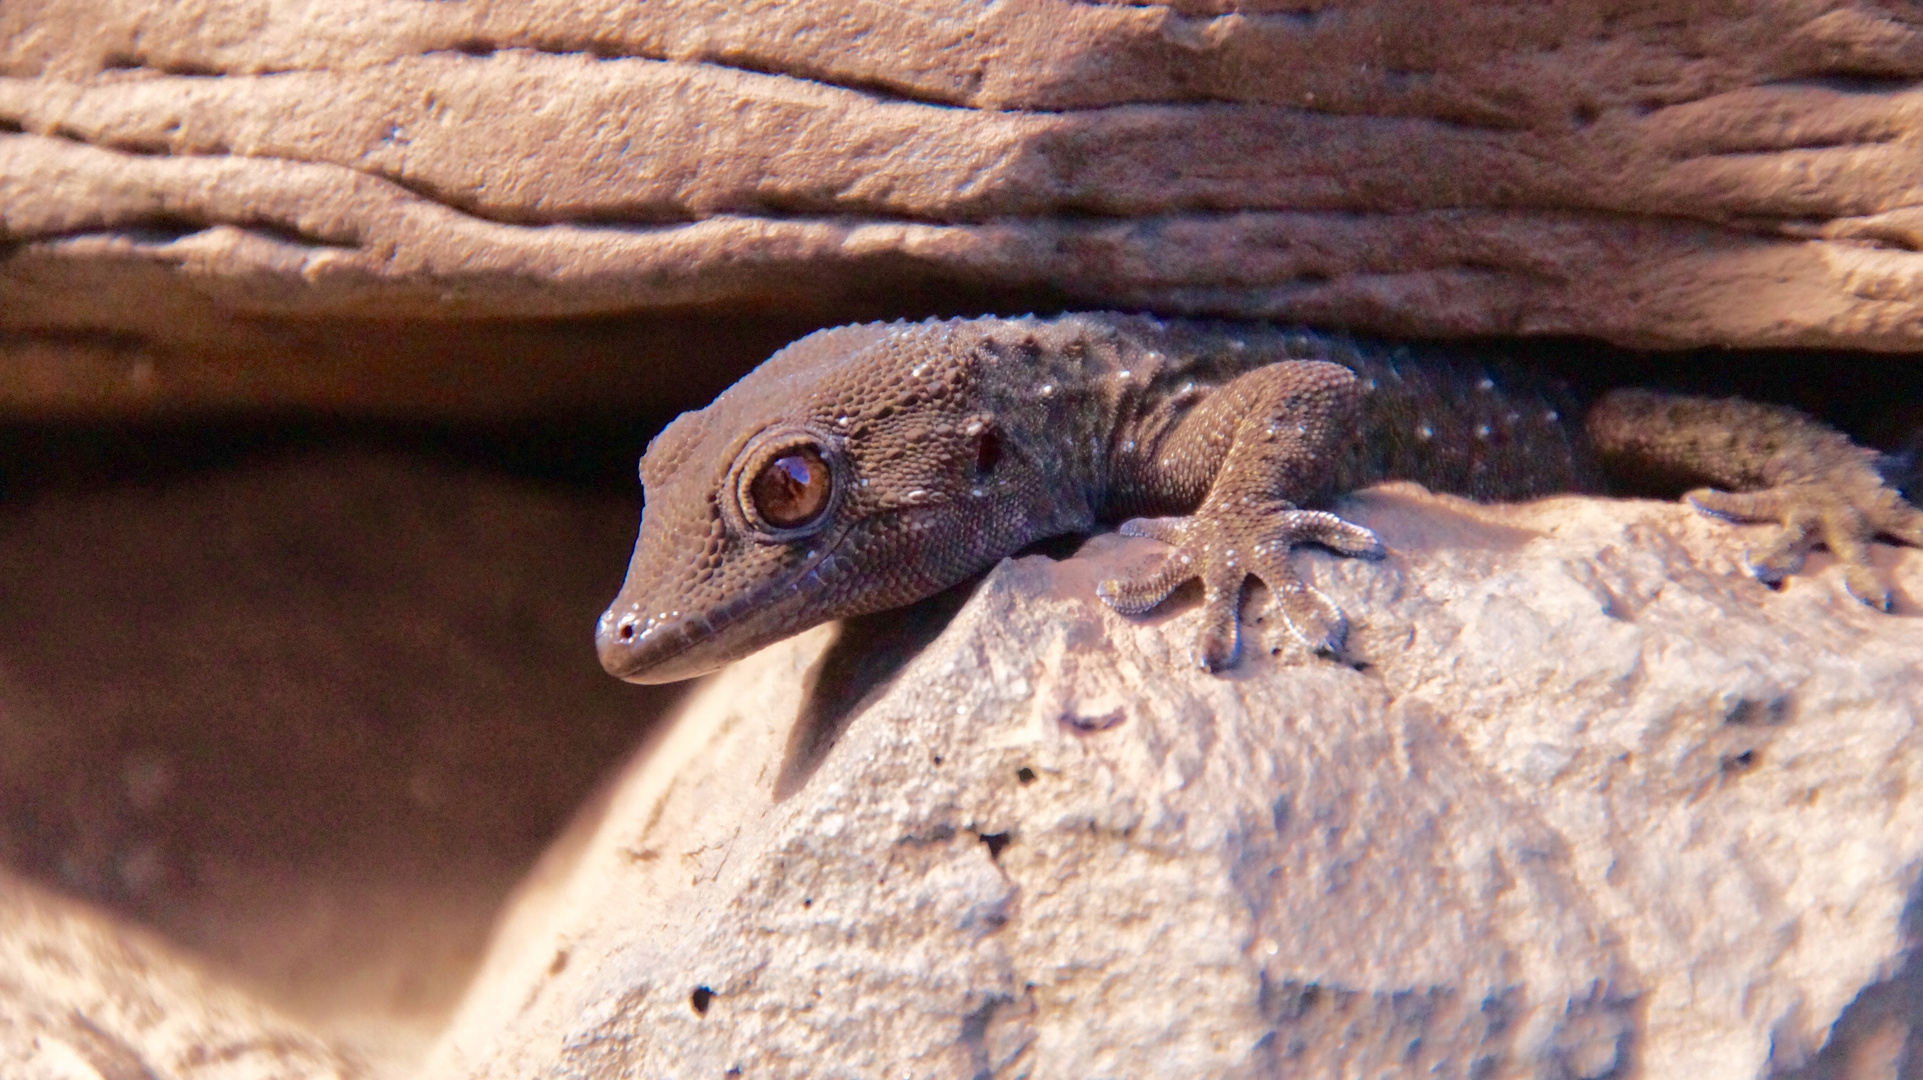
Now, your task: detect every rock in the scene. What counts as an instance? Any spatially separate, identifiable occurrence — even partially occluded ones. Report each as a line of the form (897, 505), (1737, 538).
(9, 1), (1923, 412)
(0, 869), (360, 1080)
(427, 486), (1923, 1079)
(0, 445), (672, 1074)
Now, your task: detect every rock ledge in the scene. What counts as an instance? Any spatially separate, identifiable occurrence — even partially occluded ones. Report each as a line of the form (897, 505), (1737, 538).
(429, 487), (1923, 1079)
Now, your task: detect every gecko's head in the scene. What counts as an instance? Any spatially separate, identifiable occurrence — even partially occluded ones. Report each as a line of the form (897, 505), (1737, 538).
(596, 319), (1048, 684)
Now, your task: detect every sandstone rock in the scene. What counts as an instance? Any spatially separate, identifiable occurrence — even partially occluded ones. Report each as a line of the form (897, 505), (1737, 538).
(0, 869), (361, 1080)
(0, 446), (672, 1073)
(428, 486), (1923, 1079)
(9, 1), (1923, 412)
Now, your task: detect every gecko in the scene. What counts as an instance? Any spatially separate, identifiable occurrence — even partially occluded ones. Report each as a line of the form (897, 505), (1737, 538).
(595, 314), (1921, 683)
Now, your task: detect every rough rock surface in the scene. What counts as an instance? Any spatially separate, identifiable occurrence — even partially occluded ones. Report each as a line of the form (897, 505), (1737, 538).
(10, 1), (1923, 412)
(428, 486), (1923, 1079)
(0, 869), (362, 1080)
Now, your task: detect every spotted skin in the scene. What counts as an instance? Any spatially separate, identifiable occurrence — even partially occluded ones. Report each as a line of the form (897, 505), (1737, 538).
(596, 314), (1919, 682)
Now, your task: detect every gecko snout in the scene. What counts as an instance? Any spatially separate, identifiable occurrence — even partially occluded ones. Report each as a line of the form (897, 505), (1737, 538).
(595, 609), (635, 669)
(595, 599), (740, 684)
(596, 607), (673, 681)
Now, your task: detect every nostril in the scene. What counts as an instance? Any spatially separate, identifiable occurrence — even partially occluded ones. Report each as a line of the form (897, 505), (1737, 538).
(616, 619), (636, 642)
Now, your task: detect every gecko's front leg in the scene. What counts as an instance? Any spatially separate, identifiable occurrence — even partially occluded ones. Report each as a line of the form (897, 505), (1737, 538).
(1095, 361), (1384, 670)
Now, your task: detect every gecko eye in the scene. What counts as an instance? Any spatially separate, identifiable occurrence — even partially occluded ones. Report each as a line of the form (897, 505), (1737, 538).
(747, 445), (832, 528)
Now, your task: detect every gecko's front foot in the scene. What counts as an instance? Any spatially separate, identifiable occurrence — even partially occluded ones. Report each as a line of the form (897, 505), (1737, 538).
(1095, 503), (1385, 671)
(1689, 479), (1923, 610)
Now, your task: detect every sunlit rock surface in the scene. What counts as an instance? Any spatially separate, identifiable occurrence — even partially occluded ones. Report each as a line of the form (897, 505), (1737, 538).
(429, 487), (1923, 1079)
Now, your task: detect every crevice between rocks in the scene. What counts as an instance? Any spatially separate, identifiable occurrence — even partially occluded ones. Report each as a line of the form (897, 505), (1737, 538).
(100, 53), (227, 78)
(32, 218), (358, 252)
(17, 139), (1917, 255)
(84, 40), (984, 111)
(14, 123), (1899, 251)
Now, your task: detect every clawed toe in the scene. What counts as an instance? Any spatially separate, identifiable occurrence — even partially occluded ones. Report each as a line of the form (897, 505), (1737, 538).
(1843, 564), (1893, 612)
(1116, 516), (1189, 545)
(1687, 488), (1783, 525)
(1690, 482), (1915, 608)
(1265, 577), (1350, 655)
(1193, 571), (1244, 672)
(1740, 512), (1818, 585)
(1097, 546), (1193, 616)
(1266, 509), (1386, 560)
(1098, 504), (1379, 668)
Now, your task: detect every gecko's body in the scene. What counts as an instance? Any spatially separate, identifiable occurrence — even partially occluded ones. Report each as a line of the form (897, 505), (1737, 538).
(597, 314), (1920, 682)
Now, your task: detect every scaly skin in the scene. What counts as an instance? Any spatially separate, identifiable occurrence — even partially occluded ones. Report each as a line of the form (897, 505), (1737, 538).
(595, 314), (1920, 682)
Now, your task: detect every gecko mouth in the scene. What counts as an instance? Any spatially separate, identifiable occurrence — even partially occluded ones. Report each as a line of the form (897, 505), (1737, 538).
(595, 531), (851, 684)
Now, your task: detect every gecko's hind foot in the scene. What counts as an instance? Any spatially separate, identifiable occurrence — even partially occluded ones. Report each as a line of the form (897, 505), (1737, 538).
(1096, 504), (1384, 670)
(1688, 480), (1923, 610)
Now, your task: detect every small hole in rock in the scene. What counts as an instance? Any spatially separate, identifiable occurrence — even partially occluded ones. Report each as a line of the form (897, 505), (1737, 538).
(105, 138), (168, 157)
(158, 60), (220, 77)
(547, 950), (569, 976)
(980, 831), (1012, 860)
(242, 221), (342, 249)
(690, 986), (714, 1015)
(1720, 749), (1758, 775)
(119, 216), (209, 245)
(802, 897), (812, 907)
(1016, 767), (1036, 784)
(1059, 708), (1124, 734)
(1724, 696), (1787, 726)
(931, 754), (943, 766)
